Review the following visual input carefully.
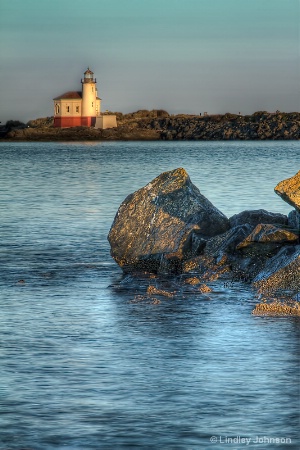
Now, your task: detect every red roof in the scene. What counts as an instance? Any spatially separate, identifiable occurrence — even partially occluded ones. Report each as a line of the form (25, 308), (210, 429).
(53, 91), (82, 100)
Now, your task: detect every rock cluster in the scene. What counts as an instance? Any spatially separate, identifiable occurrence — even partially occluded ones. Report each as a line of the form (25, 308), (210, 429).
(108, 168), (300, 303)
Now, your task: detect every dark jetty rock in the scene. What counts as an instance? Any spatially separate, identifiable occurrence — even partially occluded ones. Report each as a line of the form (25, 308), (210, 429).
(148, 111), (300, 141)
(288, 209), (300, 230)
(191, 223), (298, 283)
(229, 209), (288, 229)
(236, 224), (299, 254)
(230, 224), (299, 281)
(253, 245), (300, 297)
(108, 168), (230, 273)
(204, 224), (253, 260)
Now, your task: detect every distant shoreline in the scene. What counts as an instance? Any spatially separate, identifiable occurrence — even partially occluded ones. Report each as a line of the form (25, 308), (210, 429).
(1, 110), (300, 141)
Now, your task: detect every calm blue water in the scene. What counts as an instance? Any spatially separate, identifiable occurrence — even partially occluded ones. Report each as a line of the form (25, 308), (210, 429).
(0, 141), (299, 450)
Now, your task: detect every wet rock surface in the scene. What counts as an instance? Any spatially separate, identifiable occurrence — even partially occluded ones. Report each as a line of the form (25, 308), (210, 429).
(253, 245), (300, 297)
(252, 301), (300, 316)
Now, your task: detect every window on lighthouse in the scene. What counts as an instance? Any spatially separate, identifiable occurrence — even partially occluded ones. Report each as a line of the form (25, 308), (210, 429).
(92, 102), (94, 107)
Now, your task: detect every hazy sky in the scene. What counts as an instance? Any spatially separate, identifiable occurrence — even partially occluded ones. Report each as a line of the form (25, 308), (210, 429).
(0, 0), (299, 123)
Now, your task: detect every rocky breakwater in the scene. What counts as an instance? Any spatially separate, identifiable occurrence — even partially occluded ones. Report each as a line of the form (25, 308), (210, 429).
(2, 110), (300, 141)
(145, 111), (300, 140)
(108, 169), (300, 315)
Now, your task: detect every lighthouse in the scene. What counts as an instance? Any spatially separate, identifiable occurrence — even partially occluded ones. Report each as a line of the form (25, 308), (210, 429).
(81, 68), (100, 127)
(53, 68), (116, 129)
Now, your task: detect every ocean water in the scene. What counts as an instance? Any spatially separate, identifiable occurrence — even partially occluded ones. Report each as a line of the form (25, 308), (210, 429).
(0, 141), (299, 450)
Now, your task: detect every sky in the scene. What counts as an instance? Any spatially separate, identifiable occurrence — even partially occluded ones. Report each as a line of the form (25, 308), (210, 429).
(0, 0), (299, 123)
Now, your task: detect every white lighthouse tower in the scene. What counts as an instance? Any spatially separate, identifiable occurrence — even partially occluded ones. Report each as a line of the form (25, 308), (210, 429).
(81, 68), (101, 126)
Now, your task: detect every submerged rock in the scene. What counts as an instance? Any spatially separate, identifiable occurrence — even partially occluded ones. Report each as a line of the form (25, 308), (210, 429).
(108, 168), (229, 273)
(229, 209), (288, 228)
(275, 170), (300, 211)
(147, 285), (175, 298)
(252, 301), (300, 316)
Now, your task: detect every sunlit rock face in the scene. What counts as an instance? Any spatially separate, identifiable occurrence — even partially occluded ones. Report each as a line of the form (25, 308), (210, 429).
(236, 224), (299, 254)
(275, 170), (300, 211)
(108, 168), (230, 273)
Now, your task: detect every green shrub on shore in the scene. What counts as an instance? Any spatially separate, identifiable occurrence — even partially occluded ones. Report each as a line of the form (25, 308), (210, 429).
(27, 117), (54, 128)
(5, 120), (26, 129)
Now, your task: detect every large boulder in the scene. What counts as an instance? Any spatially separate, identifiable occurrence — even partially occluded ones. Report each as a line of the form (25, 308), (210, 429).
(275, 170), (300, 211)
(108, 168), (230, 273)
(253, 245), (300, 297)
(229, 209), (288, 228)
